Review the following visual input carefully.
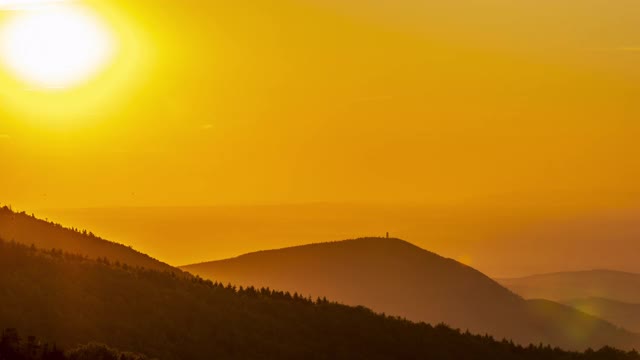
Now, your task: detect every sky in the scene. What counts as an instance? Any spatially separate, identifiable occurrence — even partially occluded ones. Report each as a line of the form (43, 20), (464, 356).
(1, 0), (639, 228)
(36, 203), (640, 278)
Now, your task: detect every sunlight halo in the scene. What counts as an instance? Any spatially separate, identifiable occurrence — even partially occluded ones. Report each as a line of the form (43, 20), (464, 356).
(0, 3), (115, 89)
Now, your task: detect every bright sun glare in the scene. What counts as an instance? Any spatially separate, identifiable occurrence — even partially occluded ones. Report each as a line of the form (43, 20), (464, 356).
(0, 3), (115, 90)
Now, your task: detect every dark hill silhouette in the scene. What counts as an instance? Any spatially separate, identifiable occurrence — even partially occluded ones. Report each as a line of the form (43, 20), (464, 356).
(499, 270), (640, 304)
(2, 239), (640, 360)
(181, 238), (640, 351)
(0, 328), (152, 360)
(0, 206), (176, 273)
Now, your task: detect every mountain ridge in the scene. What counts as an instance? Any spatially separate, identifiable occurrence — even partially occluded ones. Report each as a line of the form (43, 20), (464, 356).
(0, 205), (178, 274)
(499, 270), (640, 304)
(182, 237), (640, 351)
(566, 298), (640, 334)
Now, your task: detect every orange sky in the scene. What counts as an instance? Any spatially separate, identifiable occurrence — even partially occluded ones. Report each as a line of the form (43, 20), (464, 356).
(35, 203), (640, 278)
(1, 0), (639, 211)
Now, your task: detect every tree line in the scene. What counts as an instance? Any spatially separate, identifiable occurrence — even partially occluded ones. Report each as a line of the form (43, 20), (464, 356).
(0, 328), (150, 360)
(2, 238), (640, 360)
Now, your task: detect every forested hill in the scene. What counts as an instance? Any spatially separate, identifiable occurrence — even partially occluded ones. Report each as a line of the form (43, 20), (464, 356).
(1, 240), (639, 360)
(181, 238), (640, 351)
(0, 206), (177, 273)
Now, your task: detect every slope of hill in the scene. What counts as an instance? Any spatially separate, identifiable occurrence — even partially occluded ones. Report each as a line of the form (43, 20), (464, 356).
(566, 298), (640, 335)
(499, 270), (640, 304)
(181, 238), (640, 351)
(2, 239), (640, 360)
(0, 206), (176, 273)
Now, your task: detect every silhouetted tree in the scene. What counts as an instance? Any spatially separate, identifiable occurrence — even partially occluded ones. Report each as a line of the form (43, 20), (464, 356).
(2, 240), (640, 360)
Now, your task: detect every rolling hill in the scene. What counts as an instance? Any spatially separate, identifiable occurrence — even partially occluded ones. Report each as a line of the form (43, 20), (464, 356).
(565, 298), (640, 335)
(498, 270), (640, 304)
(2, 239), (640, 360)
(181, 238), (640, 351)
(0, 206), (176, 273)
(499, 271), (640, 338)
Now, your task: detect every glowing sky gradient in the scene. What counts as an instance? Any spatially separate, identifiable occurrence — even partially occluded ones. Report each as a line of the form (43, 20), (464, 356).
(1, 0), (638, 210)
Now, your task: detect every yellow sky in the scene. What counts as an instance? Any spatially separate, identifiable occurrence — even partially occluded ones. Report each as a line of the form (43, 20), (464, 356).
(1, 0), (639, 210)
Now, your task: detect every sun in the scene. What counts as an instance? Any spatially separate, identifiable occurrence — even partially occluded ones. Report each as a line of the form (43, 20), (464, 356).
(0, 4), (115, 90)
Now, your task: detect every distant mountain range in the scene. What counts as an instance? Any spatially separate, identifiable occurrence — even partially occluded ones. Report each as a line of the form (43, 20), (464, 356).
(182, 238), (640, 350)
(498, 270), (640, 304)
(499, 270), (640, 334)
(567, 298), (640, 335)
